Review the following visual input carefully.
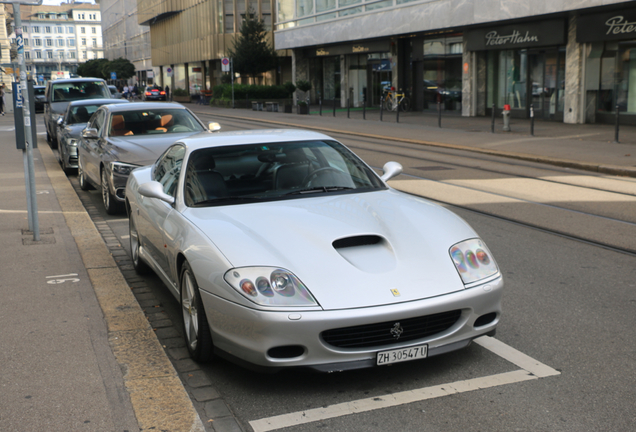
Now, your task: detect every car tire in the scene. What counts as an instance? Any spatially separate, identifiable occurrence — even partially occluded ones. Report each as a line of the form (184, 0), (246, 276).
(129, 215), (151, 275)
(78, 166), (94, 191)
(180, 261), (214, 362)
(47, 127), (58, 149)
(101, 168), (123, 215)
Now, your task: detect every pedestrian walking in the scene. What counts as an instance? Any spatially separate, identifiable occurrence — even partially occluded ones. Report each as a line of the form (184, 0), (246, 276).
(0, 84), (5, 115)
(165, 85), (170, 101)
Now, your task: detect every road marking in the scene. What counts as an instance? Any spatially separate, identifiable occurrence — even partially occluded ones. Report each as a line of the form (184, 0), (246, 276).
(249, 337), (560, 432)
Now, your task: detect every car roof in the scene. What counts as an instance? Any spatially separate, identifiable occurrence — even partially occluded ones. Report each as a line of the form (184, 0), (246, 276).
(179, 129), (335, 151)
(67, 99), (129, 107)
(101, 102), (189, 112)
(49, 77), (106, 84)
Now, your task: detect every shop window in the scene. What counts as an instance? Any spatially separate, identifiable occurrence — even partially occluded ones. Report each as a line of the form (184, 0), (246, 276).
(225, 0), (234, 33)
(366, 1), (392, 12)
(422, 36), (463, 111)
(597, 42), (636, 114)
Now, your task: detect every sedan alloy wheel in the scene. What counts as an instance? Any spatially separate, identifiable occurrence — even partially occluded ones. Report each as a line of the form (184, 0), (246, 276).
(180, 262), (213, 362)
(101, 168), (122, 215)
(129, 216), (150, 275)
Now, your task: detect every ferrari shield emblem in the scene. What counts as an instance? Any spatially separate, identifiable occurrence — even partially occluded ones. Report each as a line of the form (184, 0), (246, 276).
(390, 288), (400, 297)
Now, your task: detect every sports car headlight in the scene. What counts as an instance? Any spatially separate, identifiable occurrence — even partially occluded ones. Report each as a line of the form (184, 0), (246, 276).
(449, 239), (499, 285)
(110, 161), (139, 176)
(224, 267), (318, 307)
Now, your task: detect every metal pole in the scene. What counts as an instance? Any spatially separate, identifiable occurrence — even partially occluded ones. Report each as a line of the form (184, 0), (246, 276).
(347, 99), (350, 118)
(530, 104), (535, 136)
(363, 99), (366, 120)
(333, 98), (336, 117)
(319, 97), (322, 116)
(14, 3), (39, 241)
(491, 103), (496, 133)
(231, 58), (235, 109)
(437, 102), (442, 128)
(396, 99), (400, 123)
(614, 104), (620, 143)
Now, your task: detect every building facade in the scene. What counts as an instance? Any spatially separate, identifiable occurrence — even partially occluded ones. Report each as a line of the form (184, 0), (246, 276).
(134, 0), (290, 95)
(5, 3), (103, 83)
(100, 0), (154, 87)
(274, 0), (636, 124)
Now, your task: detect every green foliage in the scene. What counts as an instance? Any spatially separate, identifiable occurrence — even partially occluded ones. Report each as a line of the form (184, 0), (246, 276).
(228, 10), (277, 80)
(103, 58), (135, 80)
(173, 88), (189, 96)
(295, 80), (312, 93)
(283, 81), (296, 96)
(77, 59), (109, 79)
(212, 84), (292, 100)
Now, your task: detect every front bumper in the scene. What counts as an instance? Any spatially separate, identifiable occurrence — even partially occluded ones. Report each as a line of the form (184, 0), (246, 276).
(200, 276), (503, 372)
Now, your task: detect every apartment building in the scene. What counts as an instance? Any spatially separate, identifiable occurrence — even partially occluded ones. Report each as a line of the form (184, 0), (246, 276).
(7, 3), (102, 82)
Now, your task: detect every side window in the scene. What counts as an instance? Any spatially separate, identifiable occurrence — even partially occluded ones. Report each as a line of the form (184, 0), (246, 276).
(154, 145), (186, 196)
(89, 110), (105, 134)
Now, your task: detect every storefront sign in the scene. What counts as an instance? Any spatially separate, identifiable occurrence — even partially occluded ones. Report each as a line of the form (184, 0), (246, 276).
(466, 20), (565, 51)
(577, 10), (636, 42)
(307, 40), (390, 57)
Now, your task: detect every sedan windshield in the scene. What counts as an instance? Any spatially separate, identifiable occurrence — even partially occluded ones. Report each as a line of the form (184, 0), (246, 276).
(109, 109), (204, 137)
(67, 104), (102, 124)
(184, 140), (385, 206)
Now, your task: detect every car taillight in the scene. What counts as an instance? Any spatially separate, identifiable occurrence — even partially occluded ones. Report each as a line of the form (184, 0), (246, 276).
(160, 91), (165, 95)
(145, 92), (151, 96)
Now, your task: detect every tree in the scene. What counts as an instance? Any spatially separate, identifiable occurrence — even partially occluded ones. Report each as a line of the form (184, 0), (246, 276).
(77, 59), (109, 79)
(229, 10), (277, 83)
(102, 58), (135, 80)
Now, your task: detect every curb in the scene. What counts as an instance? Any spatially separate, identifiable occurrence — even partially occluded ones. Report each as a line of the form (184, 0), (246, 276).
(192, 109), (636, 179)
(38, 143), (207, 432)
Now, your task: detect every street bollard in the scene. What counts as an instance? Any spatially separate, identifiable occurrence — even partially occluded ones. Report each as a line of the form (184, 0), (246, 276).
(437, 102), (442, 128)
(502, 104), (511, 131)
(396, 100), (400, 123)
(380, 96), (384, 121)
(319, 97), (322, 116)
(491, 103), (496, 133)
(363, 99), (366, 120)
(333, 99), (336, 117)
(530, 104), (535, 136)
(615, 104), (620, 143)
(347, 99), (350, 119)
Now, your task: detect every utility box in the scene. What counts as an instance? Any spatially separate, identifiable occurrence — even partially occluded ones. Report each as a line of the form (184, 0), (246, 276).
(13, 80), (38, 150)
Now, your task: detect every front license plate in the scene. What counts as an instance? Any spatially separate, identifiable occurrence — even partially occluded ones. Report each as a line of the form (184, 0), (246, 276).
(377, 344), (428, 365)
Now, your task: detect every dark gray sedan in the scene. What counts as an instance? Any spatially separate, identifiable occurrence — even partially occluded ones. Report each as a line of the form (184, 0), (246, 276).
(56, 99), (129, 173)
(77, 102), (220, 214)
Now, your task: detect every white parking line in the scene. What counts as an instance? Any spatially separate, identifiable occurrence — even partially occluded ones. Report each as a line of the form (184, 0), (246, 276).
(249, 337), (560, 432)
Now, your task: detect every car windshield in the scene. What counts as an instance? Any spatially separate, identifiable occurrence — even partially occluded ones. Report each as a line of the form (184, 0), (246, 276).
(67, 104), (102, 124)
(51, 81), (110, 102)
(34, 87), (45, 96)
(184, 140), (385, 207)
(109, 108), (204, 137)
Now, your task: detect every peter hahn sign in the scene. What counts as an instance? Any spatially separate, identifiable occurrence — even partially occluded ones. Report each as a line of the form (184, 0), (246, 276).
(466, 20), (565, 51)
(578, 11), (636, 42)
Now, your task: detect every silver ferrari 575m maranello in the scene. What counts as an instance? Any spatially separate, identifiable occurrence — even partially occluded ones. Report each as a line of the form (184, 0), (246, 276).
(125, 129), (503, 372)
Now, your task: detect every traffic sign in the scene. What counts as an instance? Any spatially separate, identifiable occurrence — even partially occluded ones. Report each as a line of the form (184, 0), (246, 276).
(166, 67), (173, 77)
(111, 72), (117, 80)
(222, 57), (230, 72)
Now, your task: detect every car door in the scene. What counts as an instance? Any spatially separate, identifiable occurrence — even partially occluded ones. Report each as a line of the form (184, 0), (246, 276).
(138, 145), (186, 281)
(80, 109), (107, 185)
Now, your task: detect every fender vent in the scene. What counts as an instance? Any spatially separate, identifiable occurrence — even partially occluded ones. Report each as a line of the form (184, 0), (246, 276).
(333, 235), (382, 249)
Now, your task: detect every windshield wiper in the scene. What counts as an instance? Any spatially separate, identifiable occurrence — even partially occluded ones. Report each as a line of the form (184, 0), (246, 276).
(285, 186), (354, 195)
(193, 196), (264, 205)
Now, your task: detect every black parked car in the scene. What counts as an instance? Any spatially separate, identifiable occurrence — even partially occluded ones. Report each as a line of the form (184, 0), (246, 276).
(33, 85), (46, 113)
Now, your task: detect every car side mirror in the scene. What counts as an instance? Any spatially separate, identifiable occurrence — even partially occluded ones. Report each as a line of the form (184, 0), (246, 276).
(380, 161), (403, 182)
(81, 128), (98, 139)
(57, 117), (64, 126)
(138, 181), (175, 205)
(209, 122), (221, 132)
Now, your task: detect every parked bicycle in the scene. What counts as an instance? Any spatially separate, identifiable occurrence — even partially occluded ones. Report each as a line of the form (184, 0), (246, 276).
(383, 87), (410, 112)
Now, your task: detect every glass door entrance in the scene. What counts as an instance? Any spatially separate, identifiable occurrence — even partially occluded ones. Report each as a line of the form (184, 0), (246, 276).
(528, 49), (565, 120)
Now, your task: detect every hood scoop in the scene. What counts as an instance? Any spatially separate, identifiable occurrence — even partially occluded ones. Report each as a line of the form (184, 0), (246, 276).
(332, 235), (396, 273)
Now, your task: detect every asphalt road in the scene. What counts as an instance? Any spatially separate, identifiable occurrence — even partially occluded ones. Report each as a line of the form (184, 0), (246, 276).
(38, 114), (636, 431)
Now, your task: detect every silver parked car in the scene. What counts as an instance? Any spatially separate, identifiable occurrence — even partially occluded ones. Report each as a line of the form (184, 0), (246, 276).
(125, 129), (503, 372)
(77, 102), (221, 214)
(56, 99), (129, 173)
(44, 77), (111, 149)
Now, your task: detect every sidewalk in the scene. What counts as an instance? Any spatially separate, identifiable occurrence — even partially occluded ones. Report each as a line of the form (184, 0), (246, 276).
(0, 114), (205, 431)
(191, 104), (636, 178)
